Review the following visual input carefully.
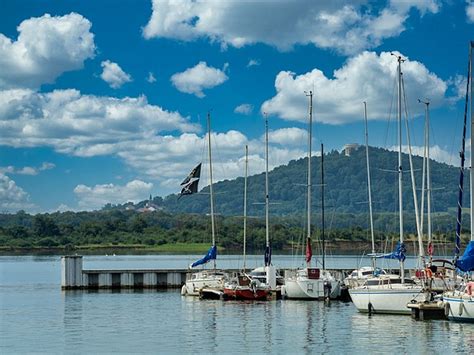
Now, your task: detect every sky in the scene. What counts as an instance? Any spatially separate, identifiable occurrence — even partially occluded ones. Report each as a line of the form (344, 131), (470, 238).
(0, 0), (473, 213)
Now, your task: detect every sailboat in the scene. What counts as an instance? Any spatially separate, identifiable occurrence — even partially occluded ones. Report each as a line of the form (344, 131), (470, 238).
(443, 41), (474, 322)
(345, 102), (399, 289)
(281, 91), (341, 300)
(223, 145), (271, 300)
(417, 99), (461, 292)
(247, 115), (283, 293)
(349, 54), (425, 314)
(181, 112), (228, 297)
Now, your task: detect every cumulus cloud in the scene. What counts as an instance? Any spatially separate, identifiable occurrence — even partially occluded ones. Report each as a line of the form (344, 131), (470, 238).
(0, 13), (95, 89)
(0, 162), (55, 176)
(74, 180), (153, 210)
(467, 1), (474, 22)
(143, 0), (439, 55)
(100, 60), (132, 89)
(388, 144), (459, 166)
(0, 88), (198, 156)
(234, 103), (253, 115)
(0, 173), (35, 212)
(267, 127), (308, 146)
(262, 51), (450, 124)
(147, 72), (157, 83)
(170, 61), (228, 97)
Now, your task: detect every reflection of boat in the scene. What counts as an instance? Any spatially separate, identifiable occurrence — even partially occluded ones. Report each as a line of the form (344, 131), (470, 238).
(443, 42), (474, 322)
(181, 112), (228, 297)
(223, 146), (270, 301)
(282, 92), (340, 300)
(349, 54), (424, 314)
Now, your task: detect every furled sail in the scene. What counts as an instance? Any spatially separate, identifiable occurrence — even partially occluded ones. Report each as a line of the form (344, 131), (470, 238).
(455, 241), (474, 272)
(190, 245), (217, 268)
(382, 242), (406, 262)
(264, 246), (271, 266)
(305, 237), (312, 264)
(179, 163), (201, 198)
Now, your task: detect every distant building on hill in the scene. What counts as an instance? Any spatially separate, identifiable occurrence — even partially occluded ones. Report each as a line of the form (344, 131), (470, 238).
(343, 143), (360, 156)
(137, 194), (161, 213)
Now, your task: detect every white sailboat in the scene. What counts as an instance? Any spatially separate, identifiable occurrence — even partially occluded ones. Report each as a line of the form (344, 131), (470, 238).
(349, 55), (425, 314)
(443, 41), (474, 322)
(181, 112), (228, 297)
(282, 91), (340, 300)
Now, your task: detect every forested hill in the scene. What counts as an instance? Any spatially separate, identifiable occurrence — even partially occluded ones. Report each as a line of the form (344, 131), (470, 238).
(141, 146), (465, 217)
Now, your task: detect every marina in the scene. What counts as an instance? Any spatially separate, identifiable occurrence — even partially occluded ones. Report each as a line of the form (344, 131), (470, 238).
(2, 254), (472, 354)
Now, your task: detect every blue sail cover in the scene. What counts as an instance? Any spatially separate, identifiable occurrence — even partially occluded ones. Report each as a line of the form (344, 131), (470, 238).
(191, 245), (217, 268)
(382, 242), (406, 262)
(455, 241), (474, 272)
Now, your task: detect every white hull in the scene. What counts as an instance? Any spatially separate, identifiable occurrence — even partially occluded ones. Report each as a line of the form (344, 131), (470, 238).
(283, 278), (341, 299)
(181, 271), (227, 296)
(443, 291), (474, 322)
(349, 283), (425, 314)
(283, 269), (341, 300)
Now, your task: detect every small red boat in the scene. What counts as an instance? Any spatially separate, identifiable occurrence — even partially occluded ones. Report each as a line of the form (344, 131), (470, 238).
(223, 274), (270, 301)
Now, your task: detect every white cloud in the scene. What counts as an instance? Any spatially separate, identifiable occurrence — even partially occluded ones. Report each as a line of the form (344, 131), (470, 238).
(170, 61), (228, 97)
(467, 1), (474, 22)
(0, 173), (35, 212)
(0, 162), (55, 176)
(74, 180), (153, 210)
(0, 13), (95, 89)
(247, 59), (260, 67)
(388, 144), (459, 166)
(143, 0), (439, 55)
(262, 51), (449, 124)
(267, 127), (308, 146)
(234, 103), (253, 115)
(0, 88), (198, 156)
(147, 71), (157, 83)
(100, 60), (132, 89)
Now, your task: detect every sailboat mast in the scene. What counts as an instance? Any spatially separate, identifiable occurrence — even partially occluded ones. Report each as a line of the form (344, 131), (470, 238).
(207, 112), (216, 269)
(364, 102), (376, 267)
(243, 145), (248, 271)
(306, 91), (313, 267)
(471, 42), (474, 242)
(396, 54), (405, 282)
(321, 143), (325, 271)
(420, 100), (432, 261)
(265, 115), (270, 265)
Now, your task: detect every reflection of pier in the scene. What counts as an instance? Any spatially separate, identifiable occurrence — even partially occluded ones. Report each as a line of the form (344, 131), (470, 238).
(61, 255), (409, 291)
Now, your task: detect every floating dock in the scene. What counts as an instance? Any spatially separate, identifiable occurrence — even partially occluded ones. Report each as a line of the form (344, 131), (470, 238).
(407, 301), (447, 320)
(61, 255), (351, 290)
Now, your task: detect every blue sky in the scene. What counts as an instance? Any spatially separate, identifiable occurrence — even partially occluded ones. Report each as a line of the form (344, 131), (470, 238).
(0, 0), (473, 213)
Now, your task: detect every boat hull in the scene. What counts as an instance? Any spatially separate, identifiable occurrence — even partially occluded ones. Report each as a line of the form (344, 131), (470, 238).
(223, 287), (270, 301)
(283, 278), (341, 300)
(182, 271), (227, 296)
(349, 286), (425, 314)
(444, 292), (474, 322)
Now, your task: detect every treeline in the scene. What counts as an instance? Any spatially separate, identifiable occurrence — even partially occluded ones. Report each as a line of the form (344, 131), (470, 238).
(0, 209), (469, 251)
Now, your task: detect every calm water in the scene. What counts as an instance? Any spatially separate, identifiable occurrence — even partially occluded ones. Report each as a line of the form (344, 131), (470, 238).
(1, 255), (472, 353)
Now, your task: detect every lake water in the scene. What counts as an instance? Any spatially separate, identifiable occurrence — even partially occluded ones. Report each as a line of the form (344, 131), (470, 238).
(1, 254), (472, 353)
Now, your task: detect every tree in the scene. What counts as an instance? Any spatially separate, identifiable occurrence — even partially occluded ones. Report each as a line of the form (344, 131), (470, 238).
(33, 215), (60, 238)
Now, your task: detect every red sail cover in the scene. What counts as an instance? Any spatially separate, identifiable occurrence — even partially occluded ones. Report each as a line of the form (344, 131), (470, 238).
(305, 238), (312, 263)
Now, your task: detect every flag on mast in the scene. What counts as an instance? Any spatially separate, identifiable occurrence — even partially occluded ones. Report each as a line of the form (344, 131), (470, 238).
(179, 163), (201, 198)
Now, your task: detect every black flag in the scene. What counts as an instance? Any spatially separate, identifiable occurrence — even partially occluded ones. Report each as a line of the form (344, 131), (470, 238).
(179, 163), (201, 198)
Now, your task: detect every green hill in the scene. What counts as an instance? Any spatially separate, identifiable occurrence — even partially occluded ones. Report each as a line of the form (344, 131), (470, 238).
(157, 146), (464, 217)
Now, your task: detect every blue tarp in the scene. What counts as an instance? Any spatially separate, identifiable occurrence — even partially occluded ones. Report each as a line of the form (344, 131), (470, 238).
(382, 242), (406, 262)
(191, 245), (217, 268)
(455, 240), (474, 272)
